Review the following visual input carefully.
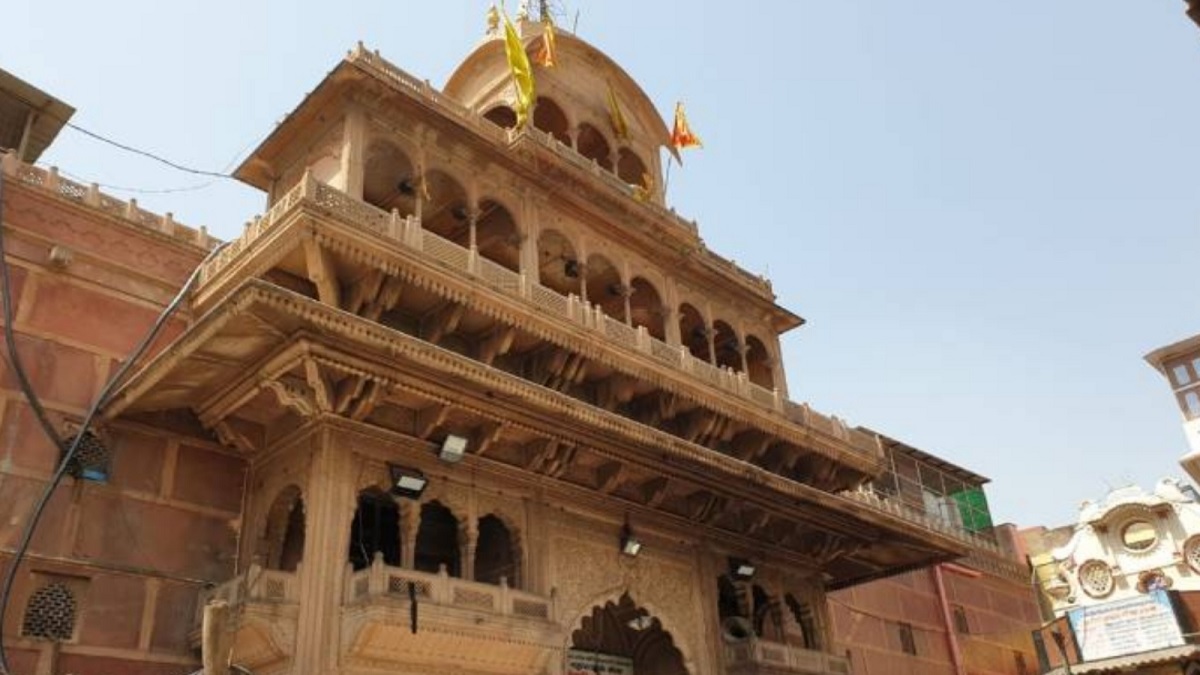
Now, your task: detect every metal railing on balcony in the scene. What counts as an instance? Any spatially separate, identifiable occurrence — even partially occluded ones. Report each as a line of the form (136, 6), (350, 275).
(343, 555), (554, 622)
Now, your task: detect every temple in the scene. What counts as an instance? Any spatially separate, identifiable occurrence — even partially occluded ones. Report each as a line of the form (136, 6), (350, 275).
(0, 12), (1038, 675)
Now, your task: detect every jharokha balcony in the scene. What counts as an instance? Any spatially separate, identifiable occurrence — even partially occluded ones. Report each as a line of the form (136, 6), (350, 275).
(195, 558), (558, 674)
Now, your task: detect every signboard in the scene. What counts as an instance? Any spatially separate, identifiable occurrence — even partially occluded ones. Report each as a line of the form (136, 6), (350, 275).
(1067, 590), (1184, 662)
(566, 649), (634, 675)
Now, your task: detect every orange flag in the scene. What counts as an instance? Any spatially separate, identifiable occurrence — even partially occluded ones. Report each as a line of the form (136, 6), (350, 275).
(536, 20), (557, 68)
(670, 102), (702, 152)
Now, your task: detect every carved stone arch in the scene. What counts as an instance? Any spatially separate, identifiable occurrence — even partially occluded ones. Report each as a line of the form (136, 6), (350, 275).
(712, 319), (741, 371)
(476, 194), (523, 273)
(537, 227), (583, 296)
(585, 251), (625, 321)
(616, 147), (650, 187)
(744, 333), (775, 389)
(576, 122), (614, 171)
(258, 484), (305, 572)
(629, 276), (666, 341)
(566, 590), (694, 675)
(362, 137), (418, 215)
(475, 509), (524, 588)
(678, 302), (710, 361)
(483, 104), (518, 130)
(533, 96), (571, 145)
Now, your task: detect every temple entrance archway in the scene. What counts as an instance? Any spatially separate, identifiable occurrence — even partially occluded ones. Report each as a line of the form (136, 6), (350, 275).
(569, 593), (689, 675)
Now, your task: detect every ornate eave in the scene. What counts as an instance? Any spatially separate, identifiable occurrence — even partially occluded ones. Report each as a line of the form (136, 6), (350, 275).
(105, 278), (966, 587)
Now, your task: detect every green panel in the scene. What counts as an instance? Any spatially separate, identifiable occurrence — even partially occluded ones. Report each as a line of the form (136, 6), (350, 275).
(950, 487), (993, 532)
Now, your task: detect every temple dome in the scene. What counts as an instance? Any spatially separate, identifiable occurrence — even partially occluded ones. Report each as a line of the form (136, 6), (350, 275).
(444, 18), (670, 190)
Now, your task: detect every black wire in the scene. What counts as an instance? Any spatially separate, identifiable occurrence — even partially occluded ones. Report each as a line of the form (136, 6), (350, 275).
(0, 171), (225, 673)
(0, 87), (235, 181)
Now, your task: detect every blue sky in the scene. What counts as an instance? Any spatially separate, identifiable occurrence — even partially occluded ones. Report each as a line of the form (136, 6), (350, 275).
(3, 1), (1199, 529)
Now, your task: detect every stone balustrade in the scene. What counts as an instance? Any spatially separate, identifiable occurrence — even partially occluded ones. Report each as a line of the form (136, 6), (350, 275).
(196, 174), (882, 461)
(194, 565), (299, 628)
(0, 150), (219, 251)
(841, 486), (1009, 555)
(346, 43), (773, 297)
(343, 555), (554, 622)
(724, 637), (852, 675)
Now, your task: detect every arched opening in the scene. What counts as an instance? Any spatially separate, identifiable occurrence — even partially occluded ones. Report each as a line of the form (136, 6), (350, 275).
(678, 304), (710, 362)
(616, 148), (650, 188)
(476, 198), (522, 273)
(585, 253), (624, 321)
(348, 489), (400, 571)
(484, 105), (518, 130)
(362, 140), (417, 215)
(713, 320), (741, 371)
(576, 124), (613, 171)
(629, 277), (666, 340)
(533, 97), (570, 144)
(745, 335), (774, 389)
(260, 485), (305, 572)
(415, 501), (461, 577)
(474, 514), (519, 587)
(422, 168), (471, 244)
(537, 229), (581, 296)
(570, 593), (689, 675)
(752, 584), (784, 641)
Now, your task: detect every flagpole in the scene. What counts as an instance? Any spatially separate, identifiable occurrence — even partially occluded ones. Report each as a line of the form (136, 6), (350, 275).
(663, 153), (674, 199)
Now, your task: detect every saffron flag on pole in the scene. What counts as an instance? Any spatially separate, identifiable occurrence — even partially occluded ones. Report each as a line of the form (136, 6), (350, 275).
(607, 82), (630, 140)
(503, 12), (535, 128)
(536, 20), (557, 68)
(670, 102), (702, 152)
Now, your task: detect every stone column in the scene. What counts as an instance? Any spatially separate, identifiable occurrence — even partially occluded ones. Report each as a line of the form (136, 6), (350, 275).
(705, 328), (717, 366)
(292, 432), (357, 675)
(339, 107), (367, 199)
(400, 500), (420, 569)
(663, 304), (681, 346)
(462, 519), (479, 581)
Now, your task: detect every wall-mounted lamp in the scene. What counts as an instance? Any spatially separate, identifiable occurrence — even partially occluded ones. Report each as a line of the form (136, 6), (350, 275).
(563, 259), (580, 278)
(451, 205), (470, 222)
(620, 523), (642, 557)
(729, 557), (756, 581)
(397, 178), (416, 196)
(627, 615), (654, 631)
(388, 464), (428, 499)
(439, 434), (468, 463)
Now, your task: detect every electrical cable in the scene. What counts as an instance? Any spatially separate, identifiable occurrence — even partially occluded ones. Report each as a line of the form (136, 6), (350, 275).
(0, 87), (238, 182)
(0, 168), (226, 673)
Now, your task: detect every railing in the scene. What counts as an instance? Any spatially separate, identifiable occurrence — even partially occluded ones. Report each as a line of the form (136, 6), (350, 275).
(345, 44), (774, 298)
(343, 555), (554, 621)
(194, 565), (299, 626)
(198, 175), (885, 463)
(841, 486), (1007, 553)
(725, 639), (851, 675)
(1, 151), (219, 251)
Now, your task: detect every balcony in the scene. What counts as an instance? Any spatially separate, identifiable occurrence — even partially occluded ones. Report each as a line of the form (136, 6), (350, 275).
(341, 557), (559, 673)
(196, 173), (881, 466)
(725, 638), (851, 675)
(192, 566), (299, 672)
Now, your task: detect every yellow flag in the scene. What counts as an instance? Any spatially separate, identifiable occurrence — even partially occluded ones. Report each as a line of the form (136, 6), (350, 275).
(632, 171), (655, 202)
(671, 102), (703, 151)
(536, 20), (557, 68)
(503, 12), (535, 128)
(607, 82), (629, 140)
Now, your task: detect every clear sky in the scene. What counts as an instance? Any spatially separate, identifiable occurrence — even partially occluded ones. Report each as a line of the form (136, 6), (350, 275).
(3, 1), (1199, 529)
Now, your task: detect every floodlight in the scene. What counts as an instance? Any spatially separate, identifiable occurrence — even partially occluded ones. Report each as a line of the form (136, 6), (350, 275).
(388, 464), (428, 499)
(439, 434), (468, 463)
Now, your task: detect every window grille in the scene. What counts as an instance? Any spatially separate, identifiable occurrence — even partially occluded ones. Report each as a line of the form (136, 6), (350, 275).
(21, 582), (77, 641)
(62, 431), (110, 482)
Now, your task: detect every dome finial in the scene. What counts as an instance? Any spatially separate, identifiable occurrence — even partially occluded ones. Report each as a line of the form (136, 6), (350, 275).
(486, 3), (500, 34)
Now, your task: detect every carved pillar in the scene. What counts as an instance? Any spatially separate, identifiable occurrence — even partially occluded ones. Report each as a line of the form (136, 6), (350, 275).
(462, 519), (479, 581)
(292, 432), (357, 675)
(339, 107), (367, 199)
(736, 342), (748, 373)
(705, 328), (717, 366)
(768, 356), (786, 397)
(663, 304), (681, 346)
(400, 500), (420, 569)
(621, 284), (634, 326)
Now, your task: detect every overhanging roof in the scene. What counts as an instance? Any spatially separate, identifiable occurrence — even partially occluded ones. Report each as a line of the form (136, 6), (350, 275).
(0, 68), (74, 163)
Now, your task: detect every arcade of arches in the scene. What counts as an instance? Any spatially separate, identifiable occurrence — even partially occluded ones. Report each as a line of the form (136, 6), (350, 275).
(262, 486), (522, 589)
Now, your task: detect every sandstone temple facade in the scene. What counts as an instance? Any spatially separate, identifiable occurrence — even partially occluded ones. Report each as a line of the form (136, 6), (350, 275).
(0, 15), (1033, 675)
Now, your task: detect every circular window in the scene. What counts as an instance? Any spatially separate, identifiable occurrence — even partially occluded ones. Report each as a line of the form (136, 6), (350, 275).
(1122, 521), (1158, 552)
(1185, 537), (1200, 573)
(1078, 560), (1114, 599)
